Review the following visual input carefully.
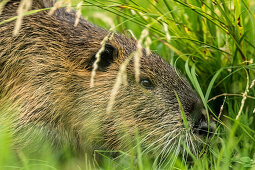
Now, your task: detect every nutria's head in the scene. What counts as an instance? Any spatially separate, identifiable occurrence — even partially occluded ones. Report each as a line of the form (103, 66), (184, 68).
(0, 0), (214, 161)
(88, 41), (215, 155)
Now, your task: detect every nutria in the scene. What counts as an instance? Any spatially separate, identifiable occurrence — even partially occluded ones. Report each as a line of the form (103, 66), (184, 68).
(0, 0), (214, 159)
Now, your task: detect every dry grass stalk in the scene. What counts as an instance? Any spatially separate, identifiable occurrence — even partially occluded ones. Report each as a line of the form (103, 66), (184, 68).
(250, 79), (255, 114)
(163, 22), (171, 42)
(90, 14), (115, 88)
(127, 29), (137, 40)
(250, 79), (255, 88)
(134, 27), (149, 83)
(0, 0), (10, 15)
(89, 32), (114, 88)
(93, 13), (115, 30)
(107, 27), (150, 113)
(145, 36), (152, 56)
(13, 0), (32, 35)
(65, 0), (72, 13)
(48, 0), (72, 15)
(74, 2), (82, 27)
(106, 54), (134, 114)
(218, 96), (226, 119)
(139, 11), (148, 20)
(208, 93), (255, 101)
(49, 0), (63, 15)
(236, 74), (250, 120)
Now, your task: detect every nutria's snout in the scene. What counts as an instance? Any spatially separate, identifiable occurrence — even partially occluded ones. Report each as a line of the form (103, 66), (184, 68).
(193, 119), (215, 137)
(191, 105), (215, 137)
(190, 101), (215, 137)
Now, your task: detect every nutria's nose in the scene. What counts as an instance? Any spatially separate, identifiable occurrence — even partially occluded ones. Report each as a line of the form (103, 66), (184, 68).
(194, 120), (214, 137)
(191, 105), (215, 137)
(188, 102), (215, 136)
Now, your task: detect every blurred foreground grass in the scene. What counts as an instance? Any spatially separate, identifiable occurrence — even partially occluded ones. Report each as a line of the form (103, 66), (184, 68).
(1, 0), (255, 169)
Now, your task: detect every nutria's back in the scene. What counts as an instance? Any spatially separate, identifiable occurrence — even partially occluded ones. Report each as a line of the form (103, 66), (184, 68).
(0, 0), (213, 158)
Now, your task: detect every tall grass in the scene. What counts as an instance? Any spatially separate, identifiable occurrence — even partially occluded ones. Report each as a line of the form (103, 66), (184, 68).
(75, 1), (255, 168)
(1, 0), (255, 169)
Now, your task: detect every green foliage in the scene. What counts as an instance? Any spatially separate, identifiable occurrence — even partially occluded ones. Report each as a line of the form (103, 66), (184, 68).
(1, 0), (255, 169)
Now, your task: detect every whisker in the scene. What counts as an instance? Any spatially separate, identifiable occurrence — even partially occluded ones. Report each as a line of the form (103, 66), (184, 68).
(183, 132), (189, 161)
(142, 129), (179, 154)
(158, 145), (174, 168)
(140, 123), (178, 144)
(157, 133), (181, 167)
(146, 131), (178, 162)
(188, 132), (198, 157)
(191, 132), (209, 146)
(161, 134), (182, 169)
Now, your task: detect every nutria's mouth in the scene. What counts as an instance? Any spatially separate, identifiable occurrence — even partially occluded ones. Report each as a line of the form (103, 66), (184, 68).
(139, 130), (212, 168)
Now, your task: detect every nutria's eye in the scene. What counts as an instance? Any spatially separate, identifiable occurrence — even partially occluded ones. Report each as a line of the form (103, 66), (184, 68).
(140, 78), (154, 89)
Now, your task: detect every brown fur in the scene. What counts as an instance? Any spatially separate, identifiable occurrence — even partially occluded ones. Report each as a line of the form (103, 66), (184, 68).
(0, 0), (211, 156)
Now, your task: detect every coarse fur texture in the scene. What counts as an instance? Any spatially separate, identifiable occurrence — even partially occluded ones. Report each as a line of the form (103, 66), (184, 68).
(0, 0), (213, 161)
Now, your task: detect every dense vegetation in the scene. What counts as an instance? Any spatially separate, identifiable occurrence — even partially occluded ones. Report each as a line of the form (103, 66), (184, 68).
(0, 0), (255, 169)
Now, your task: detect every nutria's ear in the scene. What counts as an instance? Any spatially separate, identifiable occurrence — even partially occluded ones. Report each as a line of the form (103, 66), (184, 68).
(86, 44), (118, 72)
